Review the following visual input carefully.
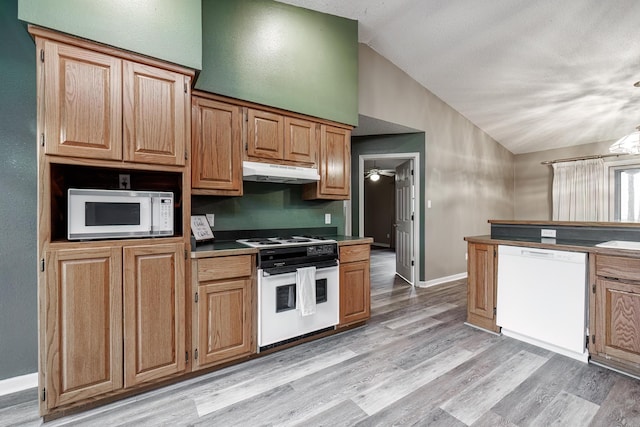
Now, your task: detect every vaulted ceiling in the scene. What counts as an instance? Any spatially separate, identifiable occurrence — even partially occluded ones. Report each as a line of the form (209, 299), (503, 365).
(277, 0), (640, 154)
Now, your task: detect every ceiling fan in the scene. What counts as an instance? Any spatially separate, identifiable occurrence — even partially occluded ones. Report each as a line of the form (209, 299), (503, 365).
(364, 163), (395, 181)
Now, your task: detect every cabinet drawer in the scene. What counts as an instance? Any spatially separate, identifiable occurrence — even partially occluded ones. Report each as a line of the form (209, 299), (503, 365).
(596, 255), (640, 282)
(197, 255), (253, 282)
(340, 244), (370, 263)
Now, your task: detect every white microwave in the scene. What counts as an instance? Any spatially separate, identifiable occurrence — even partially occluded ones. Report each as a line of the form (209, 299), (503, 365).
(68, 188), (174, 240)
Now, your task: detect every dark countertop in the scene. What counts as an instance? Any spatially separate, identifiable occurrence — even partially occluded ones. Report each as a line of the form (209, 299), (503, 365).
(191, 235), (373, 258)
(465, 234), (640, 258)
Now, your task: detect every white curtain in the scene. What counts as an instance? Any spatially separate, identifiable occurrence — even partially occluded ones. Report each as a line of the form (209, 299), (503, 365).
(552, 158), (605, 221)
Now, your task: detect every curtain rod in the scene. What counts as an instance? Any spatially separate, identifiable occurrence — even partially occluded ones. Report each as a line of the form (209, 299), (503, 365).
(540, 153), (622, 165)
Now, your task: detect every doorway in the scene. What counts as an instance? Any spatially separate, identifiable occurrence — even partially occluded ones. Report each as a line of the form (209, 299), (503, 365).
(359, 153), (420, 286)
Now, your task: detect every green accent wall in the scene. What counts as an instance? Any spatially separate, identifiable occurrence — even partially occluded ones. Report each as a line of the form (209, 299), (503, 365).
(197, 0), (358, 126)
(18, 0), (202, 69)
(351, 133), (426, 282)
(192, 182), (345, 235)
(0, 0), (37, 380)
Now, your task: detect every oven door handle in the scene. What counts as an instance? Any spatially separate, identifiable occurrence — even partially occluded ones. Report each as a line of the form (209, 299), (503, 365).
(262, 260), (338, 276)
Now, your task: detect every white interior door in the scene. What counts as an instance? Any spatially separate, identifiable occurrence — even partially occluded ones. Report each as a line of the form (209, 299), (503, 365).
(395, 160), (414, 284)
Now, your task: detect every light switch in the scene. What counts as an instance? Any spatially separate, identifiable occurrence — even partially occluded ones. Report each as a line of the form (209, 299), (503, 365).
(206, 214), (215, 227)
(427, 200), (432, 209)
(325, 213), (331, 224)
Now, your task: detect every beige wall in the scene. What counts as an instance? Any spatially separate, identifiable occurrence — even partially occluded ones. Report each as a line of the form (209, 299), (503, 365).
(358, 45), (515, 281)
(514, 140), (614, 220)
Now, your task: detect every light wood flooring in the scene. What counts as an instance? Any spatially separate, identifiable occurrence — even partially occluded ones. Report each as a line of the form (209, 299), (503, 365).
(2, 247), (640, 426)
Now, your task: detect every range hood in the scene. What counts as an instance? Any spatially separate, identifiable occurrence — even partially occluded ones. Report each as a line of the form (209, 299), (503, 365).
(242, 161), (320, 184)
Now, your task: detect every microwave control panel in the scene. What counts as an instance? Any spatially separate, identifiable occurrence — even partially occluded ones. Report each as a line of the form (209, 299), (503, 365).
(153, 196), (174, 232)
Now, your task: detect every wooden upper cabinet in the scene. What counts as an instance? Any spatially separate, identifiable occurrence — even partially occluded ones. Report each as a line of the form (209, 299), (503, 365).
(304, 125), (351, 200)
(38, 33), (191, 166)
(123, 62), (188, 166)
(44, 247), (123, 409)
(246, 108), (284, 160)
(191, 96), (243, 195)
(43, 40), (122, 160)
(123, 243), (186, 387)
(284, 117), (316, 164)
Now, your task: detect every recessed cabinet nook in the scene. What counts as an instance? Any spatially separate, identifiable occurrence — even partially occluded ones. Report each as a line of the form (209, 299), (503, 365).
(33, 27), (367, 419)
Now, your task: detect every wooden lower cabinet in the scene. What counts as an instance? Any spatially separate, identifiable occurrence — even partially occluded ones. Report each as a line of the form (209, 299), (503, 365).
(339, 244), (371, 326)
(43, 241), (186, 412)
(466, 242), (499, 333)
(592, 254), (640, 372)
(123, 243), (186, 387)
(44, 247), (123, 409)
(192, 255), (255, 370)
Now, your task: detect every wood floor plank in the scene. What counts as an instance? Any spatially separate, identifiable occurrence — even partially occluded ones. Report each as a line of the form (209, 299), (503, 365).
(440, 350), (549, 425)
(351, 346), (476, 415)
(528, 390), (599, 427)
(380, 302), (457, 329)
(589, 375), (640, 426)
(194, 347), (358, 416)
(490, 354), (585, 425)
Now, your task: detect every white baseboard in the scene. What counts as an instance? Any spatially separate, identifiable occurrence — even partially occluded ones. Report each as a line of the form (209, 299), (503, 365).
(418, 272), (467, 288)
(0, 372), (38, 396)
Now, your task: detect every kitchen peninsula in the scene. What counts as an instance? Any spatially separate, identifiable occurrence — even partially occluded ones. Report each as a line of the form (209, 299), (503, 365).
(465, 220), (640, 378)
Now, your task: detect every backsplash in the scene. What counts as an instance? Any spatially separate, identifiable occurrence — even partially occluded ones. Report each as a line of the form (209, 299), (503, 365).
(192, 182), (345, 235)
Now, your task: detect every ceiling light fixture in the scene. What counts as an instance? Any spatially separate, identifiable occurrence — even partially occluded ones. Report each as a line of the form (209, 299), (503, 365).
(610, 125), (640, 155)
(369, 171), (381, 181)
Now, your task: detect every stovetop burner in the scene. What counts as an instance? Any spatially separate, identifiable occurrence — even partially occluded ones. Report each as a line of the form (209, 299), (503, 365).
(237, 235), (335, 248)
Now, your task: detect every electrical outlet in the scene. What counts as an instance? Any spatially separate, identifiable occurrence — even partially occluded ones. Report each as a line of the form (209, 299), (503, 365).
(119, 174), (130, 189)
(325, 213), (331, 224)
(541, 229), (556, 238)
(206, 214), (215, 227)
(465, 252), (468, 261)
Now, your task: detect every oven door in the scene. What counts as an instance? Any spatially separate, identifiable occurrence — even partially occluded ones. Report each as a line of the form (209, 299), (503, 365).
(258, 265), (339, 348)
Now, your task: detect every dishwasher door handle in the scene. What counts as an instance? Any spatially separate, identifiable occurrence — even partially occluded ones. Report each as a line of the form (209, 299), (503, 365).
(520, 249), (555, 258)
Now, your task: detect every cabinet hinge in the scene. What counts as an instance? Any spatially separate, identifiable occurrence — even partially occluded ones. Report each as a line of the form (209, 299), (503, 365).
(493, 307), (497, 315)
(194, 349), (198, 360)
(184, 150), (188, 160)
(592, 284), (596, 294)
(40, 258), (45, 272)
(195, 292), (198, 303)
(184, 249), (188, 260)
(185, 351), (189, 363)
(40, 133), (45, 147)
(184, 82), (188, 94)
(591, 334), (596, 344)
(41, 387), (46, 401)
(40, 49), (44, 63)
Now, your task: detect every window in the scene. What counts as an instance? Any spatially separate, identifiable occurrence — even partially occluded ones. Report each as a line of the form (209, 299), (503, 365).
(610, 163), (640, 221)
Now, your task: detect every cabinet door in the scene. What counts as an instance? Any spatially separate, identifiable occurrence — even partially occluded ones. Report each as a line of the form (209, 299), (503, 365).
(284, 117), (316, 164)
(304, 125), (350, 200)
(123, 243), (185, 387)
(43, 40), (122, 160)
(595, 278), (640, 364)
(466, 243), (499, 332)
(45, 247), (122, 409)
(192, 97), (243, 194)
(195, 278), (254, 369)
(339, 260), (371, 325)
(123, 61), (188, 166)
(246, 109), (284, 160)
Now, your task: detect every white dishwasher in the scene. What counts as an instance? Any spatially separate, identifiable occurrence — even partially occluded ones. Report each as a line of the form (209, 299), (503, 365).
(496, 245), (588, 362)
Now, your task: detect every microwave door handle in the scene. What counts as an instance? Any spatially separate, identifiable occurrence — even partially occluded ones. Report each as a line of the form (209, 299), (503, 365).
(148, 198), (154, 232)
